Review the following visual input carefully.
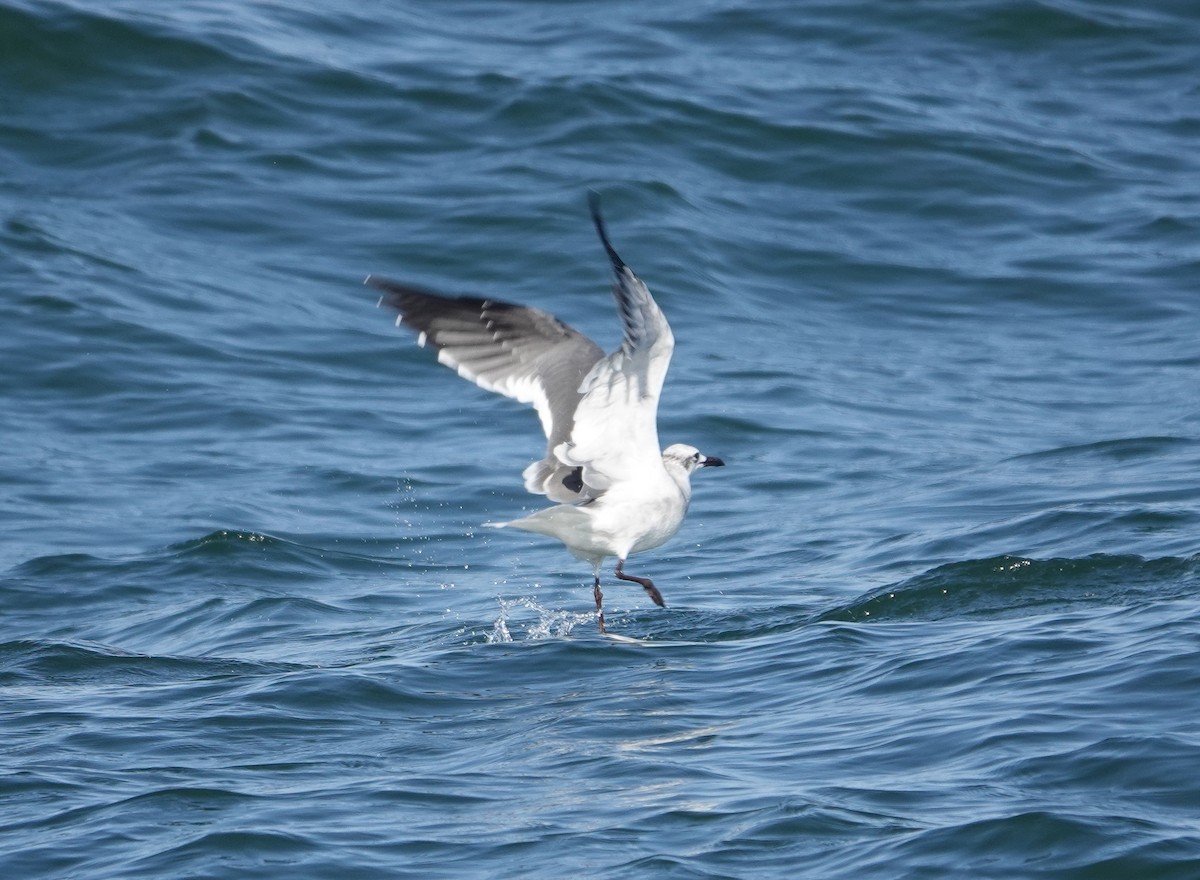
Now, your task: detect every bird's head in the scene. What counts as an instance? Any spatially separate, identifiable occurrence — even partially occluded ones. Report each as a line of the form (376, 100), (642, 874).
(662, 443), (726, 476)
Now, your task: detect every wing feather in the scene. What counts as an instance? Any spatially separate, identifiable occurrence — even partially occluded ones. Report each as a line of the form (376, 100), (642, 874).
(370, 277), (604, 501)
(554, 196), (674, 493)
(370, 195), (674, 505)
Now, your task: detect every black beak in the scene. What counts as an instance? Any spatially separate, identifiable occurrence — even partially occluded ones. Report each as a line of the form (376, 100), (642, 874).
(702, 455), (725, 468)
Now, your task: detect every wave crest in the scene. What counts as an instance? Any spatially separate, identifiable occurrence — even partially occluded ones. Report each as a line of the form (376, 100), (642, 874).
(822, 554), (1200, 623)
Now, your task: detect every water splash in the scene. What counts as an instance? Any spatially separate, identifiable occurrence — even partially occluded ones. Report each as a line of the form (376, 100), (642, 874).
(485, 596), (595, 643)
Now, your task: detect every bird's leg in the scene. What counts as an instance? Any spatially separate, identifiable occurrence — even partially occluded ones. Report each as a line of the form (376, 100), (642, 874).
(593, 574), (606, 634)
(615, 559), (665, 607)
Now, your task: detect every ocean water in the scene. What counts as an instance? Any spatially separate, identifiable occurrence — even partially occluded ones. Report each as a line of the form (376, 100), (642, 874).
(3, 0), (1200, 876)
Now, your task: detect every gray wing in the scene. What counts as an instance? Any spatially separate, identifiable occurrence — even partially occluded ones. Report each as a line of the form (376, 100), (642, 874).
(588, 191), (669, 362)
(368, 276), (605, 502)
(551, 195), (674, 494)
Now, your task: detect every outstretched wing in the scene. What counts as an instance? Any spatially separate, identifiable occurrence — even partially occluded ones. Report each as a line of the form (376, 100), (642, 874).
(370, 277), (605, 501)
(552, 195), (675, 494)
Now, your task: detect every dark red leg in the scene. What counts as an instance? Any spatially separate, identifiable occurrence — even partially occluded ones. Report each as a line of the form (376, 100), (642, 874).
(593, 575), (606, 633)
(615, 559), (665, 607)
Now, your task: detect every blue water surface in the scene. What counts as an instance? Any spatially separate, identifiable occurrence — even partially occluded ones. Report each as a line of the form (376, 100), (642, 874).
(3, 1), (1200, 877)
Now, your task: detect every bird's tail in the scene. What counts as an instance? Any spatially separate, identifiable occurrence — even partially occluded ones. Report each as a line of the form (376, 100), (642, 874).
(484, 504), (590, 537)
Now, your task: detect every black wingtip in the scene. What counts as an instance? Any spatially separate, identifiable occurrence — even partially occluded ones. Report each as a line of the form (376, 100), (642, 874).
(365, 274), (404, 309)
(587, 191), (626, 273)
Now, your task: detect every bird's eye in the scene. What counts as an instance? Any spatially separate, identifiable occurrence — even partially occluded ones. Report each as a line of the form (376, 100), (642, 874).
(692, 453), (701, 461)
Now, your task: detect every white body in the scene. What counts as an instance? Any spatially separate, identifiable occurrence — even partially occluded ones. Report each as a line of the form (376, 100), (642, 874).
(495, 446), (708, 570)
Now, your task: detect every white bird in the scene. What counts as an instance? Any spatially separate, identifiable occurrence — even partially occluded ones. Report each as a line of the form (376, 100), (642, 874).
(368, 194), (724, 633)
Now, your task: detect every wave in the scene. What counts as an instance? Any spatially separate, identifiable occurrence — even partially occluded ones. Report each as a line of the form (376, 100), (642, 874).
(820, 554), (1200, 623)
(0, 638), (300, 687)
(1006, 436), (1199, 465)
(10, 529), (412, 582)
(1, 3), (245, 91)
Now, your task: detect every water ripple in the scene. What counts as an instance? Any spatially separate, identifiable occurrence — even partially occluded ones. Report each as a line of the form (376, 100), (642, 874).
(5, 0), (1200, 876)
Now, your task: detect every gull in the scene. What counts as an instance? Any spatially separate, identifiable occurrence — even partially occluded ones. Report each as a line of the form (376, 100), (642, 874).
(367, 194), (724, 633)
